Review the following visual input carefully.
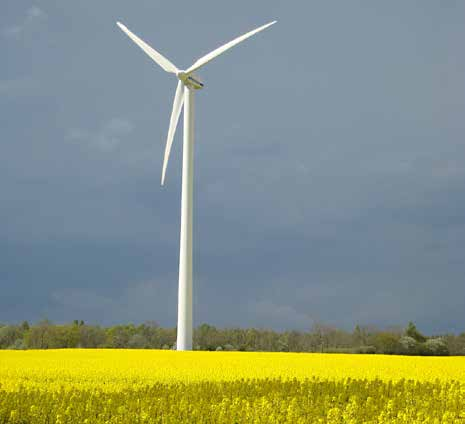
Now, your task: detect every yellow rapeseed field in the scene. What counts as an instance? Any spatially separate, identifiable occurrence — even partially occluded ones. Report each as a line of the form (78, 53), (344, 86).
(1, 349), (465, 423)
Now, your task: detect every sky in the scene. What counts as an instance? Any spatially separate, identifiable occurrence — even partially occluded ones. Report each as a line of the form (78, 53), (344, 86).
(1, 1), (464, 334)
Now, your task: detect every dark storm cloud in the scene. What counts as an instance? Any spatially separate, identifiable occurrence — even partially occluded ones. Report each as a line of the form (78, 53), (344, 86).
(1, 1), (464, 334)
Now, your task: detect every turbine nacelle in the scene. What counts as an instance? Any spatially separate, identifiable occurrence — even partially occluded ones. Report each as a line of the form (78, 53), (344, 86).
(177, 71), (204, 90)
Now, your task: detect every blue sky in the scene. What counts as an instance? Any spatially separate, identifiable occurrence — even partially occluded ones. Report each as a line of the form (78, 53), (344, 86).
(1, 1), (464, 334)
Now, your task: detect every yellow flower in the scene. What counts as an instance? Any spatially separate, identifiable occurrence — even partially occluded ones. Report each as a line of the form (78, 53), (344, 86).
(0, 350), (464, 422)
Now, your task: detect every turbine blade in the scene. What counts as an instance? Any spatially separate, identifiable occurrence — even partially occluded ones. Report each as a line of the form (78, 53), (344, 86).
(161, 81), (184, 185)
(186, 20), (276, 74)
(116, 22), (178, 74)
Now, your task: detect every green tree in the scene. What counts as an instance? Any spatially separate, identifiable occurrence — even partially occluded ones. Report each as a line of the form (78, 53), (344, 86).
(128, 334), (148, 349)
(78, 325), (106, 348)
(373, 332), (400, 354)
(405, 322), (427, 343)
(25, 320), (53, 349)
(352, 325), (365, 346)
(195, 324), (220, 350)
(0, 325), (22, 349)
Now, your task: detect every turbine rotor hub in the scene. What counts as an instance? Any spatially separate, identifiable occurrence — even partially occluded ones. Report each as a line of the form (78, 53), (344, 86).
(177, 70), (204, 90)
(176, 71), (187, 81)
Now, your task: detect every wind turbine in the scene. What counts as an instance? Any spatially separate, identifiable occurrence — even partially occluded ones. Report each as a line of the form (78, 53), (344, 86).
(116, 19), (276, 351)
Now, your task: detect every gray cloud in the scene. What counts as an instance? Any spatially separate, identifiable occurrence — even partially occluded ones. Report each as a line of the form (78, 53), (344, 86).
(248, 299), (314, 331)
(1, 1), (465, 334)
(51, 279), (177, 326)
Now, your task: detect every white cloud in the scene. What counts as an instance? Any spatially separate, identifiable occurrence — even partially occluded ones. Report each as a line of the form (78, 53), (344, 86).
(2, 6), (47, 38)
(67, 118), (134, 152)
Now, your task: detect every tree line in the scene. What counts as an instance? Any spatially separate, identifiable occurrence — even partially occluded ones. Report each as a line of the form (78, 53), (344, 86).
(0, 320), (464, 355)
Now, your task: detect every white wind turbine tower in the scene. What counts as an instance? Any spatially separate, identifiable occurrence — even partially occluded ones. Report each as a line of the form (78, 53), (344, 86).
(117, 19), (276, 351)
